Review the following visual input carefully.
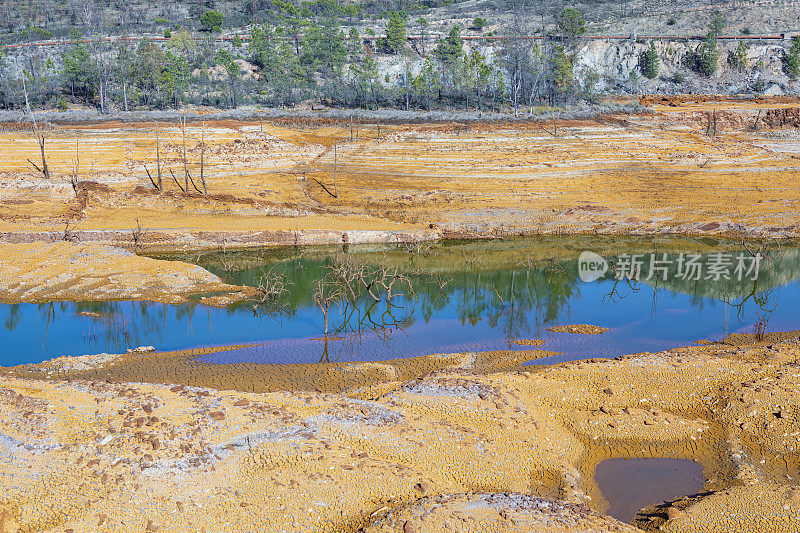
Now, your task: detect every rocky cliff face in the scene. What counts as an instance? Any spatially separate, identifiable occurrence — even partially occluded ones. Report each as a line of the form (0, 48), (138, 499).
(574, 38), (795, 95)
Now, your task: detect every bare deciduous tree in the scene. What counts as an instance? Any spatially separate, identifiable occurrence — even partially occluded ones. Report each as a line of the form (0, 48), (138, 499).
(144, 121), (164, 191)
(70, 139), (79, 194)
(156, 120), (162, 190)
(22, 77), (50, 179)
(199, 121), (207, 195)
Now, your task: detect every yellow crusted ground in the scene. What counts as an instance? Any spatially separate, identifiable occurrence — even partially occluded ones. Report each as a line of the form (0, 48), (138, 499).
(2, 98), (800, 247)
(1, 336), (800, 531)
(0, 242), (249, 304)
(362, 493), (640, 533)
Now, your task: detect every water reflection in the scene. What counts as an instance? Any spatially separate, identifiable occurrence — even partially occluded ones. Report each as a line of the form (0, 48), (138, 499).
(1, 237), (798, 366)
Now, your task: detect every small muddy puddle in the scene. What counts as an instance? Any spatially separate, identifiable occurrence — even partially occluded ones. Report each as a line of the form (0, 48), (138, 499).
(595, 458), (704, 523)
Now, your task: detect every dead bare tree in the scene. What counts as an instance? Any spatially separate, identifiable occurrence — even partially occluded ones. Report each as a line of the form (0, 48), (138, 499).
(144, 165), (160, 191)
(181, 116), (189, 192)
(175, 117), (204, 195)
(70, 139), (79, 194)
(62, 221), (78, 242)
(360, 264), (414, 303)
(312, 254), (418, 340)
(313, 278), (344, 338)
(332, 143), (337, 198)
(310, 143), (340, 198)
(199, 120), (207, 195)
(252, 268), (294, 318)
(156, 121), (162, 191)
(131, 218), (145, 253)
(705, 109), (718, 137)
(22, 77), (50, 179)
(402, 241), (432, 257)
(168, 168), (186, 193)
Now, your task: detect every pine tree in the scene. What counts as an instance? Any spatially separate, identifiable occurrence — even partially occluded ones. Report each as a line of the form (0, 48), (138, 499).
(693, 34), (720, 76)
(61, 37), (96, 102)
(385, 11), (406, 54)
(200, 10), (223, 32)
(555, 8), (586, 50)
(435, 26), (463, 67)
(642, 42), (659, 79)
(550, 45), (575, 104)
(785, 37), (800, 80)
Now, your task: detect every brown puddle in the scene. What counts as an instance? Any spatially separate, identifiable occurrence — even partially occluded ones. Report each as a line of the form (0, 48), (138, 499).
(595, 458), (704, 523)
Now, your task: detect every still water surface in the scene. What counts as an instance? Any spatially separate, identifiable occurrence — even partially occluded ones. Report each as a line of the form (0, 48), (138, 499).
(1, 237), (797, 366)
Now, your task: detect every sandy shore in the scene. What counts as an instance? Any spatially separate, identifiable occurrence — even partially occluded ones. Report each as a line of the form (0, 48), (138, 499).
(1, 334), (799, 531)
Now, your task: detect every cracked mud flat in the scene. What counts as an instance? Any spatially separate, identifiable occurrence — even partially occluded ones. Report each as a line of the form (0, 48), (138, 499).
(2, 98), (800, 249)
(2, 335), (800, 531)
(0, 242), (251, 305)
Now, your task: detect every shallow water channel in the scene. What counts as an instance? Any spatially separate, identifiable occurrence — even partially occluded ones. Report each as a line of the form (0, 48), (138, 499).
(1, 236), (798, 366)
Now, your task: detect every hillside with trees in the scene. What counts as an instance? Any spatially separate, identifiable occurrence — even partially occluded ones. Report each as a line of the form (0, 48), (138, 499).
(2, 0), (800, 115)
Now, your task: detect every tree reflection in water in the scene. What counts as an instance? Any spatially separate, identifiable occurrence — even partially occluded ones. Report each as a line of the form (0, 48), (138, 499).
(1, 239), (798, 364)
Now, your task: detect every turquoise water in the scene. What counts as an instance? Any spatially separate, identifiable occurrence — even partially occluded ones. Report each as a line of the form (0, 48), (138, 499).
(1, 238), (797, 366)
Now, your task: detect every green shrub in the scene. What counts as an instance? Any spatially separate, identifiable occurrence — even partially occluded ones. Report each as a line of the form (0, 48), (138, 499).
(628, 69), (639, 87)
(470, 18), (486, 31)
(667, 18), (676, 26)
(164, 29), (171, 38)
(57, 96), (68, 111)
(786, 38), (800, 79)
(728, 41), (748, 71)
(673, 72), (685, 84)
(200, 10), (223, 32)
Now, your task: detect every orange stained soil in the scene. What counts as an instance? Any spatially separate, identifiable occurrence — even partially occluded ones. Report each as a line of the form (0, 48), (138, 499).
(2, 98), (800, 248)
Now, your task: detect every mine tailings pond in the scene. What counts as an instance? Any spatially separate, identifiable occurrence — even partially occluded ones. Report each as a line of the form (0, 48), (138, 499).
(1, 236), (799, 366)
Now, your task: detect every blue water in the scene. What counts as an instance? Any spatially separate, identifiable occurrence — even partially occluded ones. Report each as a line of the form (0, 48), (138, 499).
(1, 238), (797, 366)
